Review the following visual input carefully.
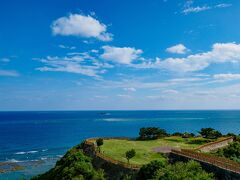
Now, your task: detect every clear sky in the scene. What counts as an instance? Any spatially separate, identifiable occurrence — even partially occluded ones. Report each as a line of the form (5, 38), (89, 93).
(1, 0), (240, 110)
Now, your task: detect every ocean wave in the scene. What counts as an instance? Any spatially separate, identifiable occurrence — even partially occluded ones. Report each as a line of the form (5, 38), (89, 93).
(100, 118), (134, 122)
(41, 149), (48, 152)
(56, 155), (63, 158)
(6, 159), (23, 163)
(15, 150), (38, 155)
(99, 117), (206, 122)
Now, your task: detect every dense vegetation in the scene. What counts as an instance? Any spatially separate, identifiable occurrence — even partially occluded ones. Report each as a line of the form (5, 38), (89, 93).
(137, 160), (214, 180)
(32, 144), (105, 180)
(213, 139), (240, 162)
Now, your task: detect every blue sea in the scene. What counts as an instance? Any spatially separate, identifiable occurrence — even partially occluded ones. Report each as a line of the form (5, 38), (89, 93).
(0, 110), (240, 179)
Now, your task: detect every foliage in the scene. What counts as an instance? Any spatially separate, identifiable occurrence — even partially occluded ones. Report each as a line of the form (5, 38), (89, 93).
(137, 160), (214, 180)
(31, 145), (105, 180)
(214, 141), (240, 162)
(96, 138), (104, 147)
(96, 138), (104, 152)
(125, 149), (136, 163)
(199, 128), (222, 139)
(182, 132), (195, 138)
(172, 132), (183, 136)
(154, 160), (214, 180)
(139, 127), (168, 140)
(137, 160), (166, 179)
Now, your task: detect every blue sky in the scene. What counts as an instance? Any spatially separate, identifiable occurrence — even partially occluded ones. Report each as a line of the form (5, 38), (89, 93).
(1, 0), (240, 110)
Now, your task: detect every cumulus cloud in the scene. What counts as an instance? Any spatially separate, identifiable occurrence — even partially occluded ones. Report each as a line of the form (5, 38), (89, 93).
(0, 70), (19, 77)
(166, 44), (189, 54)
(138, 43), (240, 72)
(51, 13), (113, 41)
(100, 46), (143, 64)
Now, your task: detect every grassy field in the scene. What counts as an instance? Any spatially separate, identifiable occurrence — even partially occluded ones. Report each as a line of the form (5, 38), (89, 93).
(101, 136), (211, 165)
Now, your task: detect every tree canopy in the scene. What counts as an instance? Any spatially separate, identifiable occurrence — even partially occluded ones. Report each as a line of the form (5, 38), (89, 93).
(137, 160), (214, 180)
(199, 128), (222, 139)
(139, 127), (168, 140)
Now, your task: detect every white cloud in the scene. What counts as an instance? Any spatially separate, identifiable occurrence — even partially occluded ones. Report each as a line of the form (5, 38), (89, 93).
(139, 43), (240, 72)
(51, 13), (113, 41)
(123, 87), (136, 92)
(0, 70), (19, 77)
(166, 44), (189, 54)
(117, 94), (131, 98)
(182, 2), (231, 14)
(215, 4), (232, 8)
(59, 44), (76, 50)
(162, 89), (179, 94)
(101, 46), (143, 64)
(35, 52), (113, 78)
(213, 73), (240, 81)
(183, 6), (211, 14)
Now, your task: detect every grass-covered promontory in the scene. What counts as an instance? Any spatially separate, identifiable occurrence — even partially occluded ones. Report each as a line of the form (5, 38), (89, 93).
(101, 136), (211, 165)
(31, 144), (105, 180)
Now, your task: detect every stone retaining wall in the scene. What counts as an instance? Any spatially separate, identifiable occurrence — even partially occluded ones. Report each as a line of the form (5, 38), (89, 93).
(196, 137), (233, 152)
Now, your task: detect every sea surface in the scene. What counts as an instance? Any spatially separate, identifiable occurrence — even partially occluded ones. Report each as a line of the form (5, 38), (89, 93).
(0, 110), (240, 179)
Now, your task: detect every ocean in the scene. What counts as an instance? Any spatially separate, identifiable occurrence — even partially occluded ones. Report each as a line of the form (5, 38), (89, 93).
(0, 110), (240, 179)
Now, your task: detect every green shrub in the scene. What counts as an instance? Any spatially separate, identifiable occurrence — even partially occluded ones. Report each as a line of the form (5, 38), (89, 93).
(137, 160), (166, 179)
(154, 160), (214, 180)
(215, 141), (240, 162)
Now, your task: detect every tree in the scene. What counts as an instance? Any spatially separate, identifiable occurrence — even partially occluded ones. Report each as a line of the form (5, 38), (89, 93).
(182, 132), (195, 138)
(125, 149), (136, 163)
(139, 127), (168, 140)
(199, 128), (222, 139)
(96, 138), (104, 152)
(137, 160), (166, 180)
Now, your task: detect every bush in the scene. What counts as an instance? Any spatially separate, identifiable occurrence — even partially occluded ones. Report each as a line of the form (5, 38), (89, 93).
(139, 127), (168, 140)
(32, 146), (105, 180)
(172, 132), (183, 136)
(137, 160), (166, 179)
(137, 160), (214, 180)
(199, 128), (222, 139)
(154, 160), (214, 180)
(215, 141), (240, 162)
(182, 132), (195, 138)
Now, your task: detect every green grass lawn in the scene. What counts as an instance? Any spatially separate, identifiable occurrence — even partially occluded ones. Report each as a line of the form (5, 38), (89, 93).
(100, 136), (211, 165)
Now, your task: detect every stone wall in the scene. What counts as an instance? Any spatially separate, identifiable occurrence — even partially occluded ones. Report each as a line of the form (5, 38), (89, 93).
(196, 137), (233, 152)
